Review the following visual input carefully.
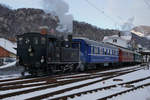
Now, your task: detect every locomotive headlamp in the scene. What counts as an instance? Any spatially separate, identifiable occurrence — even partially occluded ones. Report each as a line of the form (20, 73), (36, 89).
(25, 39), (30, 44)
(41, 56), (44, 63)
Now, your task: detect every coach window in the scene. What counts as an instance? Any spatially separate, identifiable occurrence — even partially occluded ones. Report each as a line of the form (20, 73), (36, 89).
(106, 49), (108, 55)
(98, 47), (100, 54)
(110, 50), (112, 55)
(116, 51), (118, 56)
(114, 50), (116, 56)
(41, 37), (46, 44)
(93, 46), (94, 54)
(116, 50), (118, 56)
(102, 48), (105, 55)
(127, 53), (129, 57)
(108, 49), (110, 55)
(104, 48), (107, 55)
(114, 50), (116, 55)
(112, 50), (114, 55)
(91, 46), (93, 54)
(109, 49), (111, 55)
(101, 48), (103, 55)
(94, 47), (99, 54)
(34, 37), (38, 45)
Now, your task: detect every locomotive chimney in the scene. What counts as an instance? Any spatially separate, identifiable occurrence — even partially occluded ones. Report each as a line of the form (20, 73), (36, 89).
(118, 32), (121, 37)
(40, 26), (48, 35)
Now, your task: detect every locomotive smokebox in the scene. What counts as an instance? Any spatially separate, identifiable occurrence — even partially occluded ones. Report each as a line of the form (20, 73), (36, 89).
(68, 34), (72, 41)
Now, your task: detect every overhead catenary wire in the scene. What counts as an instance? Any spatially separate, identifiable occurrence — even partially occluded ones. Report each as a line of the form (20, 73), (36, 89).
(144, 0), (150, 9)
(84, 0), (121, 29)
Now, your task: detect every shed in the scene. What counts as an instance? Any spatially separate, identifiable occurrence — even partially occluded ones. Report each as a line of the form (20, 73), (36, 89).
(0, 38), (16, 58)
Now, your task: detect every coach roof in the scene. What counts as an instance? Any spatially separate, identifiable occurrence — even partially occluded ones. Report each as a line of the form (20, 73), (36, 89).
(73, 37), (118, 49)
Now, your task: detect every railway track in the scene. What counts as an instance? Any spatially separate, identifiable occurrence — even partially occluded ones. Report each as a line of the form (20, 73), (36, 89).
(0, 65), (145, 100)
(0, 65), (142, 89)
(49, 75), (150, 100)
(25, 69), (142, 100)
(0, 64), (142, 83)
(97, 83), (150, 100)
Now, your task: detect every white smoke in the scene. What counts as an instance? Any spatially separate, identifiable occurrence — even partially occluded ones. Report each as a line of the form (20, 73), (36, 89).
(121, 17), (135, 40)
(105, 0), (150, 27)
(42, 0), (73, 33)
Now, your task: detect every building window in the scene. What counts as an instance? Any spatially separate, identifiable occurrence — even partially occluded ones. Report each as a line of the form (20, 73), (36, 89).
(113, 39), (117, 43)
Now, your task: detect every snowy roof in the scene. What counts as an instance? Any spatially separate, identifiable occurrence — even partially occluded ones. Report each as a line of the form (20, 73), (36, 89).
(103, 35), (132, 48)
(103, 35), (131, 41)
(0, 38), (17, 55)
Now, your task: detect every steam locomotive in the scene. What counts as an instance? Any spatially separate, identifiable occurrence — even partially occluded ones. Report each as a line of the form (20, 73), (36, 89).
(17, 32), (142, 76)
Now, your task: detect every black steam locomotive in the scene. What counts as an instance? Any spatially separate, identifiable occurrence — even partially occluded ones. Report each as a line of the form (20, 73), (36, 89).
(17, 32), (80, 76)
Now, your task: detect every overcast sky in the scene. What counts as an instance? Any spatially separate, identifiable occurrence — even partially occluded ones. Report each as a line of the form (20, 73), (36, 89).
(0, 0), (150, 30)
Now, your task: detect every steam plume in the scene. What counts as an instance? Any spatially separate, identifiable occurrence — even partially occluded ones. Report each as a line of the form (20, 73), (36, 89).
(121, 17), (135, 40)
(42, 0), (73, 33)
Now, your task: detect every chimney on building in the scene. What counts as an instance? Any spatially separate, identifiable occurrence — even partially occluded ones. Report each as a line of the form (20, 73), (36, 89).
(118, 32), (121, 37)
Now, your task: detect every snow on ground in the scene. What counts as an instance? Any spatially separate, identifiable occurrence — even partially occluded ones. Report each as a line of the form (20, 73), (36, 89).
(67, 69), (150, 100)
(96, 64), (141, 74)
(46, 68), (150, 100)
(4, 77), (103, 100)
(109, 86), (150, 100)
(0, 61), (23, 77)
(1, 65), (150, 100)
(0, 77), (42, 84)
(68, 86), (150, 100)
(0, 83), (50, 95)
(0, 74), (21, 80)
(0, 61), (16, 69)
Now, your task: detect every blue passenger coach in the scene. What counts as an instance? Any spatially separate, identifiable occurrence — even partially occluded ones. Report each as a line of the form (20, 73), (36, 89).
(72, 37), (119, 66)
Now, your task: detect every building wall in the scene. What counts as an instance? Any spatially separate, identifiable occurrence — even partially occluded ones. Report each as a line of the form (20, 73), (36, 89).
(103, 38), (128, 48)
(0, 47), (11, 57)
